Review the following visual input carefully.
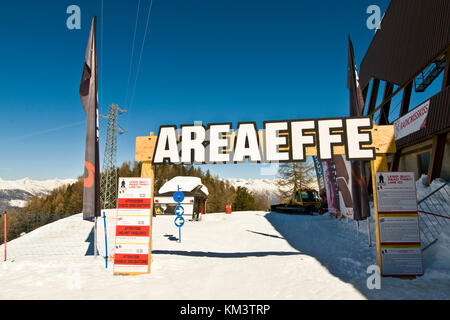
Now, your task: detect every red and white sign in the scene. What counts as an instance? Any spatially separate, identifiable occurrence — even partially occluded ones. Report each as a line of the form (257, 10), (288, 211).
(393, 100), (429, 141)
(114, 177), (152, 275)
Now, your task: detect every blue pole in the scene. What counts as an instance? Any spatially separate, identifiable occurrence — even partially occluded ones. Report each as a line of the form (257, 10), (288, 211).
(179, 227), (181, 243)
(103, 211), (108, 269)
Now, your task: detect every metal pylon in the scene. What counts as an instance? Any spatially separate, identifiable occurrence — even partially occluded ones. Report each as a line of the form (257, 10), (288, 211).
(100, 103), (127, 209)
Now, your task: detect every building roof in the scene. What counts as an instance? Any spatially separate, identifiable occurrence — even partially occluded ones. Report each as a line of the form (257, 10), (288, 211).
(359, 0), (450, 87)
(158, 176), (209, 196)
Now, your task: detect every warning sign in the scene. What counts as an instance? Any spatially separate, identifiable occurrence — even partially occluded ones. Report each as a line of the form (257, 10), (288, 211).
(376, 172), (417, 213)
(375, 172), (423, 277)
(114, 177), (152, 275)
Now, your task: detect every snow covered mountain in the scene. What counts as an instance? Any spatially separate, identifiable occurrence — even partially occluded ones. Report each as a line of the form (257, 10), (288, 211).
(225, 177), (319, 204)
(0, 177), (77, 212)
(225, 178), (283, 204)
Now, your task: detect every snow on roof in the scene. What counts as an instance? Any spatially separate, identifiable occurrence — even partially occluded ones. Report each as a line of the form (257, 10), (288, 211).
(158, 176), (209, 196)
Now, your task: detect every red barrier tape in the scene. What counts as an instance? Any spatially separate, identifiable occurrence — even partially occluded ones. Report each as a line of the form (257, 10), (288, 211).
(418, 210), (450, 220)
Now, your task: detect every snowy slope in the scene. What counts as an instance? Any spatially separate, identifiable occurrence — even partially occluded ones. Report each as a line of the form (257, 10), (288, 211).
(1, 210), (449, 299)
(0, 177), (77, 212)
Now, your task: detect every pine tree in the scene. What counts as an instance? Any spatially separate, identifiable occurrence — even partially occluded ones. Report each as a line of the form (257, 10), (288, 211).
(276, 159), (317, 201)
(232, 186), (257, 211)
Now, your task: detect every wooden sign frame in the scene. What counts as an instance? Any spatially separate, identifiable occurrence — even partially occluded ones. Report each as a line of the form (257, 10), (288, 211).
(135, 124), (397, 275)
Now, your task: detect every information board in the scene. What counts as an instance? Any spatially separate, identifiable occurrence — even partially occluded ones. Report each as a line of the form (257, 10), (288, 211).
(114, 178), (152, 275)
(376, 172), (417, 213)
(375, 172), (423, 277)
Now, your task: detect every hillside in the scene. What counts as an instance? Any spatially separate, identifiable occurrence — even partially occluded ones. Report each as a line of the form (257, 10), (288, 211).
(226, 178), (318, 204)
(0, 177), (76, 212)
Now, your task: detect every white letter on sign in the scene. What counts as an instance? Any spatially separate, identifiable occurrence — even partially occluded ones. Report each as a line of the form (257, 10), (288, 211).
(181, 125), (206, 163)
(154, 127), (180, 163)
(233, 123), (262, 162)
(208, 124), (231, 163)
(290, 120), (315, 161)
(345, 118), (374, 160)
(317, 119), (344, 160)
(264, 122), (289, 162)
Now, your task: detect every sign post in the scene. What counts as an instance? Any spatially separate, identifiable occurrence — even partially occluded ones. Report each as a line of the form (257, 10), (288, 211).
(135, 122), (398, 274)
(113, 177), (153, 275)
(374, 172), (423, 277)
(174, 187), (185, 243)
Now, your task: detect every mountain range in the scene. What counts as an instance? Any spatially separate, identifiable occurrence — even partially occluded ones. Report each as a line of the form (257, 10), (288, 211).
(0, 177), (77, 212)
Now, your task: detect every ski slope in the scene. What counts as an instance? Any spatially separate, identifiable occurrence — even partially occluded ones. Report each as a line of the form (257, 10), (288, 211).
(1, 211), (449, 300)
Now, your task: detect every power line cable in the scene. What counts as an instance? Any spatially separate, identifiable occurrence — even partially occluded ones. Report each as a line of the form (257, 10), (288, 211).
(127, 0), (154, 124)
(124, 0), (142, 108)
(100, 0), (104, 116)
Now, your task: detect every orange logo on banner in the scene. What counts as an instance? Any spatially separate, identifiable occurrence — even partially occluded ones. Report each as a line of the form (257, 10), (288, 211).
(84, 161), (95, 188)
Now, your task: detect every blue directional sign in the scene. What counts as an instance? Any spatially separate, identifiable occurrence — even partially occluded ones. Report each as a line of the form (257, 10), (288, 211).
(175, 205), (184, 217)
(174, 186), (184, 243)
(174, 216), (185, 228)
(173, 191), (184, 203)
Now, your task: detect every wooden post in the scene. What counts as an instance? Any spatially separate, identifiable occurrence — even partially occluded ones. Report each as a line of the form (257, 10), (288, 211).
(378, 82), (394, 125)
(135, 124), (396, 274)
(141, 161), (155, 273)
(135, 132), (158, 274)
(367, 79), (380, 115)
(399, 82), (413, 117)
(371, 154), (389, 271)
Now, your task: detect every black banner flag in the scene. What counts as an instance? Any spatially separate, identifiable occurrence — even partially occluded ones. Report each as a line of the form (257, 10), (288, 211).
(80, 17), (101, 222)
(347, 36), (371, 221)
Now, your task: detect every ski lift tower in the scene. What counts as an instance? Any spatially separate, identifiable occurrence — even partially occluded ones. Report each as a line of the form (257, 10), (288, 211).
(100, 103), (127, 209)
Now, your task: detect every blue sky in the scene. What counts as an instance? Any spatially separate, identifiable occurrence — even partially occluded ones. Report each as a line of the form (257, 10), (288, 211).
(0, 0), (392, 180)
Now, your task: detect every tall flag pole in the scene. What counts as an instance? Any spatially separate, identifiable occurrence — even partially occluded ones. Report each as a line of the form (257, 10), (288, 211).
(80, 17), (101, 230)
(348, 36), (371, 245)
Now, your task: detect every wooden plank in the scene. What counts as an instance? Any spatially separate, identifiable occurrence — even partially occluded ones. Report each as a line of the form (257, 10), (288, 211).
(135, 132), (157, 162)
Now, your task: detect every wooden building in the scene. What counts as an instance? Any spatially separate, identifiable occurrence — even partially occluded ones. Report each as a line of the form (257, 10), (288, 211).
(359, 0), (450, 185)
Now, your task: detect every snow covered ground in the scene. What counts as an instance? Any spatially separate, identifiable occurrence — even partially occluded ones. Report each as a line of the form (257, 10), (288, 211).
(1, 210), (449, 300)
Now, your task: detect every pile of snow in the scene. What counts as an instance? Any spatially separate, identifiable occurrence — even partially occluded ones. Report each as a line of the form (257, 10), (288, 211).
(8, 199), (28, 207)
(424, 224), (450, 277)
(415, 174), (450, 201)
(159, 176), (208, 195)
